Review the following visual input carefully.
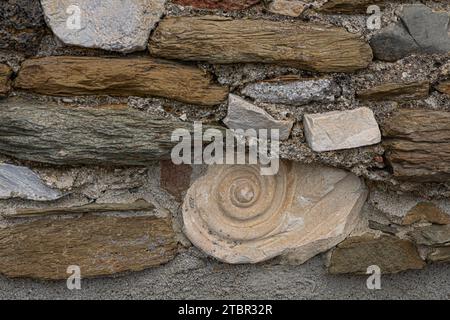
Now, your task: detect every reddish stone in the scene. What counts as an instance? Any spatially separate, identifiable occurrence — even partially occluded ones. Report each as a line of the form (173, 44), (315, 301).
(172, 0), (260, 10)
(160, 160), (193, 200)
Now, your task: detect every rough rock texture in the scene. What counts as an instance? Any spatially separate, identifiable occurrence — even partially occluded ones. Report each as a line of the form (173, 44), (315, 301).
(149, 16), (373, 72)
(435, 80), (450, 95)
(160, 160), (193, 200)
(427, 247), (450, 263)
(41, 0), (166, 53)
(304, 108), (381, 152)
(371, 5), (450, 61)
(223, 94), (294, 141)
(357, 81), (430, 101)
(402, 202), (450, 226)
(409, 225), (450, 247)
(0, 214), (177, 279)
(0, 164), (62, 201)
(383, 109), (450, 182)
(242, 77), (340, 106)
(319, 0), (384, 14)
(183, 162), (367, 264)
(327, 233), (426, 274)
(14, 56), (228, 106)
(0, 0), (46, 54)
(0, 99), (221, 166)
(172, 0), (260, 10)
(0, 64), (12, 97)
(268, 0), (308, 17)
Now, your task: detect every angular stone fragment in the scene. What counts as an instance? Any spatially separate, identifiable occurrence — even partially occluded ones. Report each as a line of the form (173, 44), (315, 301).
(303, 108), (381, 152)
(435, 80), (450, 95)
(172, 0), (260, 10)
(267, 0), (307, 17)
(149, 16), (373, 72)
(427, 247), (450, 263)
(0, 64), (12, 97)
(383, 109), (450, 182)
(409, 225), (450, 247)
(327, 233), (425, 274)
(319, 0), (384, 14)
(402, 202), (450, 226)
(183, 161), (367, 264)
(0, 98), (221, 166)
(242, 77), (340, 106)
(370, 5), (450, 62)
(14, 56), (228, 106)
(160, 160), (192, 200)
(0, 164), (62, 201)
(0, 214), (177, 279)
(357, 81), (430, 101)
(223, 94), (294, 141)
(41, 0), (166, 53)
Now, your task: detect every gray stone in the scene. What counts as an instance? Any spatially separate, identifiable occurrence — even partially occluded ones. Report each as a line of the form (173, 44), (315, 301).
(223, 94), (294, 141)
(0, 164), (62, 201)
(303, 107), (381, 152)
(409, 225), (450, 247)
(41, 0), (166, 53)
(242, 78), (340, 106)
(370, 5), (450, 62)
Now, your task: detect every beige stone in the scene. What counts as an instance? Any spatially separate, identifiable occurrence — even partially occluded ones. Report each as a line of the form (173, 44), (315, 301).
(0, 64), (12, 97)
(182, 161), (367, 264)
(268, 0), (307, 17)
(402, 202), (450, 225)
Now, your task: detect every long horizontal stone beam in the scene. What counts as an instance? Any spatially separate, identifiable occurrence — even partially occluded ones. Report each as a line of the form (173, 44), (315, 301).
(0, 99), (221, 166)
(13, 56), (228, 106)
(149, 16), (373, 72)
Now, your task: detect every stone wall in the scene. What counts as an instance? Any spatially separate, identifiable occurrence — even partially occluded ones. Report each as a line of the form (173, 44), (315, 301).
(0, 0), (449, 299)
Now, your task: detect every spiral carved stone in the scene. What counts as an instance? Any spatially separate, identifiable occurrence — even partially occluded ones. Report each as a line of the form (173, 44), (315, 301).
(183, 162), (368, 264)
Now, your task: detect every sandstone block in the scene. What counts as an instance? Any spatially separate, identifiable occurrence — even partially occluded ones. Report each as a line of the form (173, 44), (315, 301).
(357, 81), (430, 101)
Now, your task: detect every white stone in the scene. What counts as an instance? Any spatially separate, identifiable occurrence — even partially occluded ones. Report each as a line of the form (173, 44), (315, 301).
(223, 94), (294, 141)
(303, 107), (381, 152)
(41, 0), (166, 53)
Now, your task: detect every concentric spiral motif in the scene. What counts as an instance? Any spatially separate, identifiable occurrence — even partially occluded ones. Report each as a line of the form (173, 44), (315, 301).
(183, 161), (368, 264)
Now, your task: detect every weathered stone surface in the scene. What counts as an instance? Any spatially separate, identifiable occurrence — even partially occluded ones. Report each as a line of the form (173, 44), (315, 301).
(242, 77), (340, 106)
(41, 0), (166, 53)
(0, 0), (46, 54)
(160, 160), (192, 200)
(383, 109), (450, 182)
(0, 164), (62, 201)
(149, 16), (373, 72)
(183, 162), (367, 264)
(402, 202), (450, 226)
(327, 233), (425, 274)
(0, 214), (177, 279)
(427, 247), (450, 263)
(319, 0), (384, 14)
(172, 0), (260, 10)
(14, 56), (228, 106)
(409, 225), (450, 247)
(8, 200), (155, 218)
(268, 0), (307, 17)
(357, 81), (430, 101)
(435, 80), (450, 95)
(371, 5), (450, 62)
(304, 107), (381, 152)
(0, 64), (12, 97)
(0, 98), (221, 166)
(223, 94), (294, 141)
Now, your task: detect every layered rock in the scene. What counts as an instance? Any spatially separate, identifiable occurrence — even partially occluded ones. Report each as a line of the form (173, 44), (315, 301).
(0, 64), (12, 97)
(402, 202), (450, 226)
(319, 0), (384, 14)
(14, 56), (228, 106)
(435, 80), (450, 95)
(0, 99), (220, 166)
(182, 162), (367, 264)
(223, 94), (294, 141)
(357, 81), (430, 101)
(172, 0), (260, 10)
(383, 109), (450, 182)
(409, 225), (450, 247)
(149, 16), (373, 72)
(303, 108), (381, 152)
(41, 0), (166, 53)
(0, 214), (177, 279)
(242, 77), (340, 106)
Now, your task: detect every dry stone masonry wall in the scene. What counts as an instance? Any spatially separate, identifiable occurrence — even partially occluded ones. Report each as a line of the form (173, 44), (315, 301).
(0, 0), (449, 286)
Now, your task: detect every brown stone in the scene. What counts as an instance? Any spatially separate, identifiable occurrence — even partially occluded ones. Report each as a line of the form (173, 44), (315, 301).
(0, 214), (178, 279)
(327, 233), (425, 274)
(172, 0), (260, 10)
(0, 64), (12, 97)
(383, 109), (450, 182)
(14, 56), (228, 106)
(427, 247), (450, 263)
(436, 80), (450, 95)
(319, 0), (385, 14)
(357, 81), (429, 101)
(149, 16), (373, 73)
(409, 225), (450, 247)
(402, 202), (450, 225)
(160, 160), (192, 200)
